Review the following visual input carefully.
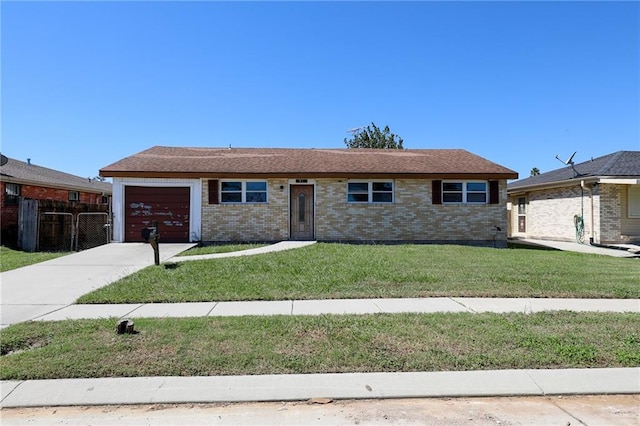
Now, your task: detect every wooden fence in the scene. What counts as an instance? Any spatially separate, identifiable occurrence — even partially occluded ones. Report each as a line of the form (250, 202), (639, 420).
(18, 198), (110, 252)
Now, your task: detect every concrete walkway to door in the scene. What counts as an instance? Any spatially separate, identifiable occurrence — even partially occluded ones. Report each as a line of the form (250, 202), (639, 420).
(169, 240), (317, 262)
(0, 243), (196, 328)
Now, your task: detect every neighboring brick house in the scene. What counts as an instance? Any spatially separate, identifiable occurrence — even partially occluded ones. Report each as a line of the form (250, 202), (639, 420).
(100, 146), (518, 247)
(1, 156), (112, 247)
(507, 151), (640, 244)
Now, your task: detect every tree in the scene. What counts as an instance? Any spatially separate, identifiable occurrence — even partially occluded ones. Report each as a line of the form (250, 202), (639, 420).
(344, 122), (404, 149)
(530, 167), (540, 177)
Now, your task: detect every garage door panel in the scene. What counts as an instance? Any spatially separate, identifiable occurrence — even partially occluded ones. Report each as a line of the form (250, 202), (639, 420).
(125, 186), (190, 243)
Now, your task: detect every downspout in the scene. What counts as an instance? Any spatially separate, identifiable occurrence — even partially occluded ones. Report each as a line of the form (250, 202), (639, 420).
(587, 181), (629, 251)
(574, 181), (586, 243)
(588, 182), (596, 244)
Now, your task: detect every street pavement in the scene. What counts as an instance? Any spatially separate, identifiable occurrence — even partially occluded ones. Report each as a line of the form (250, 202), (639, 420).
(1, 240), (639, 411)
(2, 395), (639, 425)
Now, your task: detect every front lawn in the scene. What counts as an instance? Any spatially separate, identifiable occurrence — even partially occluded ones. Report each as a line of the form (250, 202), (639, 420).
(1, 311), (638, 380)
(0, 246), (70, 273)
(77, 243), (640, 303)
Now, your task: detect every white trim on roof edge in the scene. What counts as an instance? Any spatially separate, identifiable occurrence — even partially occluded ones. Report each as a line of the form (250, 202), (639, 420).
(599, 178), (640, 185)
(111, 177), (202, 243)
(508, 177), (640, 195)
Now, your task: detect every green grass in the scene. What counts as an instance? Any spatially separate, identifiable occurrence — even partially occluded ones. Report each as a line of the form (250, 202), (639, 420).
(77, 243), (640, 303)
(0, 246), (70, 272)
(178, 243), (267, 256)
(1, 312), (637, 380)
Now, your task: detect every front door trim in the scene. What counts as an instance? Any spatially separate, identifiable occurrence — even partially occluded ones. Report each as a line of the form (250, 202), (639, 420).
(289, 182), (315, 241)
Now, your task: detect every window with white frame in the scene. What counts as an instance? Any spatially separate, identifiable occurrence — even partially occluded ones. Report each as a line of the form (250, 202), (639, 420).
(442, 181), (487, 204)
(347, 181), (393, 203)
(68, 191), (80, 201)
(5, 183), (21, 205)
(221, 181), (267, 203)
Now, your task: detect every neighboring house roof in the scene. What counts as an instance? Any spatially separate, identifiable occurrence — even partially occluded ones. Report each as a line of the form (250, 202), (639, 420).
(0, 157), (112, 194)
(508, 151), (640, 192)
(100, 146), (518, 179)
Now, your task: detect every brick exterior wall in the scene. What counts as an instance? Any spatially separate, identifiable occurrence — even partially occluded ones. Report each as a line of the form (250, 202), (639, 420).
(599, 184), (621, 243)
(1, 181), (108, 245)
(508, 183), (639, 244)
(509, 185), (593, 242)
(201, 178), (509, 246)
(600, 184), (640, 242)
(315, 179), (507, 244)
(201, 179), (289, 241)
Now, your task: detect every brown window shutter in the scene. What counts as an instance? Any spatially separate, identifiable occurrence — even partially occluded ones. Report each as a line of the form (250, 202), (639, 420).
(208, 180), (219, 204)
(489, 181), (499, 204)
(432, 180), (442, 204)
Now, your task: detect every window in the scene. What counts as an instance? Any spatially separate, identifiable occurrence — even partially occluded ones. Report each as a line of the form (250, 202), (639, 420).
(442, 182), (463, 203)
(517, 197), (526, 215)
(629, 185), (640, 218)
(221, 182), (242, 203)
(221, 181), (267, 203)
(5, 183), (20, 205)
(348, 181), (393, 203)
(245, 182), (267, 203)
(69, 191), (80, 201)
(442, 181), (487, 204)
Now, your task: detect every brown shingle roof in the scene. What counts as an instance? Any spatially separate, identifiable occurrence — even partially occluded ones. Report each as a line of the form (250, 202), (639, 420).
(1, 157), (112, 194)
(100, 146), (518, 179)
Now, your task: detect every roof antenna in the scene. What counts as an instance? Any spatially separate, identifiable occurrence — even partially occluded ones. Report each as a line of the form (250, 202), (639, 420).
(555, 151), (583, 178)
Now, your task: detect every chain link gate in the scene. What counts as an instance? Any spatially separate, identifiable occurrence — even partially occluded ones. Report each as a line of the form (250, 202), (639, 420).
(76, 212), (110, 250)
(36, 212), (111, 252)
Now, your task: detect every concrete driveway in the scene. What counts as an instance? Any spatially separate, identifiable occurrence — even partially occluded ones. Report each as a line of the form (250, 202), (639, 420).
(0, 243), (195, 328)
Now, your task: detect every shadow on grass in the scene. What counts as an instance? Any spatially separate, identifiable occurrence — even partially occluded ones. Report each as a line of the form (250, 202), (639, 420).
(507, 241), (560, 251)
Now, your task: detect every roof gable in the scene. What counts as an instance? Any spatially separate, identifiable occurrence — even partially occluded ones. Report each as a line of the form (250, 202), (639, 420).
(508, 151), (640, 191)
(100, 146), (518, 179)
(1, 157), (112, 194)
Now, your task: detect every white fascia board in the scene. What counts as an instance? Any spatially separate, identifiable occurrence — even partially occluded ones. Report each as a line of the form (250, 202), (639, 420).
(598, 178), (640, 185)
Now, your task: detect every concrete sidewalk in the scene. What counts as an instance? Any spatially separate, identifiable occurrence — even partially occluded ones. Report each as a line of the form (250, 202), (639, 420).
(2, 368), (639, 408)
(30, 297), (640, 322)
(511, 238), (640, 257)
(0, 243), (195, 328)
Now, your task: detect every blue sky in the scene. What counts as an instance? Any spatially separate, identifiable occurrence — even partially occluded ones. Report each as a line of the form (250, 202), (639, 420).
(2, 1), (638, 181)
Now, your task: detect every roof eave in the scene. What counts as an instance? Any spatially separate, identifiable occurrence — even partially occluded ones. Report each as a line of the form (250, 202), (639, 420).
(100, 170), (518, 180)
(507, 176), (602, 194)
(1, 175), (112, 194)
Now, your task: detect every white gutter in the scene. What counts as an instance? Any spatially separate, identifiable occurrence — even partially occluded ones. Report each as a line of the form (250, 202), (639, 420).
(598, 178), (640, 185)
(507, 177), (598, 195)
(508, 176), (640, 195)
